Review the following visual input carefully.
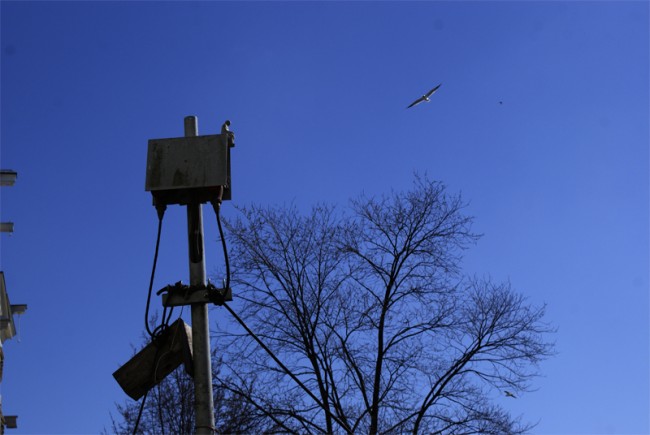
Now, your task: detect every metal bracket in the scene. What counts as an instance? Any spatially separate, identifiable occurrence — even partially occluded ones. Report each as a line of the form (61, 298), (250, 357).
(159, 281), (232, 307)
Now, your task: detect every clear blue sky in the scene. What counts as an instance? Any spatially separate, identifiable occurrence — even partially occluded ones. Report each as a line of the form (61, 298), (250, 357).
(1, 1), (648, 433)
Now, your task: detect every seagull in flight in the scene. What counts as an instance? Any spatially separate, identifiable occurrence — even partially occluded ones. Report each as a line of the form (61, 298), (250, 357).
(504, 390), (517, 399)
(407, 83), (442, 108)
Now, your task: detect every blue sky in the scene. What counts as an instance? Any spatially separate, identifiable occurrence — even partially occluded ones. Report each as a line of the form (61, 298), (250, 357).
(1, 1), (648, 433)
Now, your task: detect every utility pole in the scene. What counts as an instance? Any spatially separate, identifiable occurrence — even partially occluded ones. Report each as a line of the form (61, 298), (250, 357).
(184, 116), (215, 434)
(117, 115), (232, 433)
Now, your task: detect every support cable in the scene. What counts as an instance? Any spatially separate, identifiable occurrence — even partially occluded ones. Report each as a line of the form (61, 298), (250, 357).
(210, 191), (346, 429)
(221, 303), (323, 408)
(222, 303), (349, 430)
(133, 390), (149, 435)
(211, 193), (230, 290)
(144, 205), (166, 338)
(134, 205), (171, 434)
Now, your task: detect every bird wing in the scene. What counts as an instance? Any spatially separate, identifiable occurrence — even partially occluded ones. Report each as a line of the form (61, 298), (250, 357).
(407, 83), (442, 108)
(407, 96), (425, 108)
(424, 83), (442, 98)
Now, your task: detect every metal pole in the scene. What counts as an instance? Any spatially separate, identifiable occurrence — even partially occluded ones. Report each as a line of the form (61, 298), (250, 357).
(184, 115), (215, 434)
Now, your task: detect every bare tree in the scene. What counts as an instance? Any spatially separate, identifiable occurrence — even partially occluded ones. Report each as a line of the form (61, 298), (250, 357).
(220, 176), (554, 434)
(109, 348), (273, 434)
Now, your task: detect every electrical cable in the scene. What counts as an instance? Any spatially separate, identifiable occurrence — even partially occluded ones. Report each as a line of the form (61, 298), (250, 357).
(132, 327), (166, 435)
(212, 196), (348, 432)
(222, 303), (349, 429)
(213, 197), (230, 290)
(133, 312), (185, 434)
(133, 389), (148, 435)
(144, 207), (165, 338)
(164, 304), (175, 326)
(134, 205), (168, 434)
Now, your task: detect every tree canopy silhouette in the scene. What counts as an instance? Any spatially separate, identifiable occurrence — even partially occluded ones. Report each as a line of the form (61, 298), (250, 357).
(215, 176), (554, 434)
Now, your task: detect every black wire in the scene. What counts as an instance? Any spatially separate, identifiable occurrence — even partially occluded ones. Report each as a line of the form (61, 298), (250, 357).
(164, 305), (175, 326)
(214, 200), (230, 290)
(135, 206), (167, 434)
(222, 303), (351, 430)
(214, 199), (348, 432)
(132, 327), (168, 435)
(144, 212), (164, 338)
(212, 198), (348, 429)
(132, 390), (148, 435)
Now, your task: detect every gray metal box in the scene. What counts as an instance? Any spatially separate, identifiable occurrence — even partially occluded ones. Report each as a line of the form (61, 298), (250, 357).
(145, 134), (231, 205)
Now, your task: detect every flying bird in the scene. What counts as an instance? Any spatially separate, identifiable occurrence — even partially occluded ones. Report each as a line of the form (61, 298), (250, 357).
(504, 390), (517, 399)
(407, 83), (442, 108)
